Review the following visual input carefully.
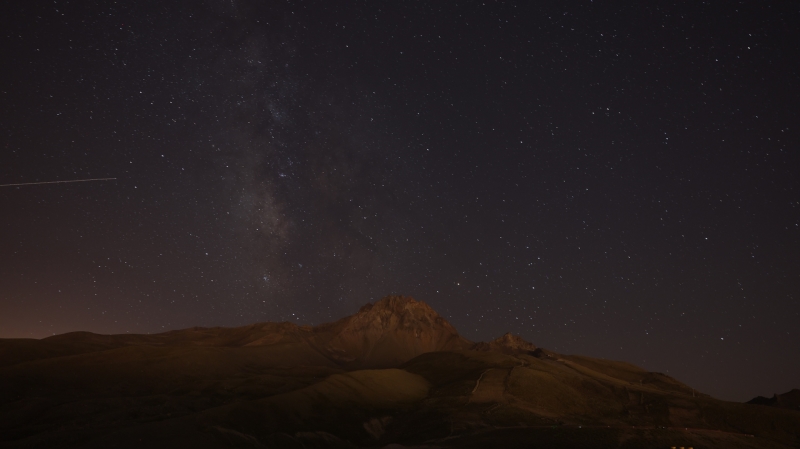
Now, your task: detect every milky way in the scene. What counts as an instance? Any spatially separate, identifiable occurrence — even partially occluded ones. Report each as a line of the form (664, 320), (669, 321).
(1, 1), (798, 401)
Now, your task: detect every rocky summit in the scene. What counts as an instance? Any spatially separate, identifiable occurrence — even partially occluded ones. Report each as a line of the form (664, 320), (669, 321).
(320, 295), (473, 367)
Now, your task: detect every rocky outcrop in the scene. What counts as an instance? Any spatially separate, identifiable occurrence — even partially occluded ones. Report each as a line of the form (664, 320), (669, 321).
(320, 295), (473, 367)
(473, 332), (537, 355)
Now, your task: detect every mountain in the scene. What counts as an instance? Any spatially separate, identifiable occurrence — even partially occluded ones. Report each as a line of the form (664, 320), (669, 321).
(319, 296), (473, 367)
(0, 296), (469, 370)
(1, 295), (799, 449)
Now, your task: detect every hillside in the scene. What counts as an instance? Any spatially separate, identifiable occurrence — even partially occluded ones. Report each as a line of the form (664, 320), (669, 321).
(0, 295), (798, 448)
(748, 390), (800, 412)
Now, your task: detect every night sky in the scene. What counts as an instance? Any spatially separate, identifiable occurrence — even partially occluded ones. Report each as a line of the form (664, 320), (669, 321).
(1, 1), (798, 402)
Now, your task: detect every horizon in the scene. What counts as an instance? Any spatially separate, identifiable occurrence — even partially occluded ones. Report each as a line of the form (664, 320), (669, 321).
(1, 294), (790, 404)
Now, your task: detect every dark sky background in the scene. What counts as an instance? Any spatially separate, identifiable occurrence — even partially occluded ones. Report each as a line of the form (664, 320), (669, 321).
(1, 1), (798, 402)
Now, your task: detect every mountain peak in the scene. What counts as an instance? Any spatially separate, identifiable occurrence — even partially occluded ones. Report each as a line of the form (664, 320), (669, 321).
(342, 295), (459, 338)
(493, 332), (537, 350)
(357, 295), (430, 313)
(323, 295), (471, 367)
(472, 332), (537, 354)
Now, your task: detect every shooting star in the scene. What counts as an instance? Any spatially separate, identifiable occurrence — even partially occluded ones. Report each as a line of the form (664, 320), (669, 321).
(0, 177), (117, 187)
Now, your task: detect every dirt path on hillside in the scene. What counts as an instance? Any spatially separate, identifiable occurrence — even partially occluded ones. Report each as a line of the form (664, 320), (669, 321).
(469, 368), (510, 403)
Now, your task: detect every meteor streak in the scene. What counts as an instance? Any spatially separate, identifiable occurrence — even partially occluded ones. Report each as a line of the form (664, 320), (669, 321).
(0, 177), (117, 187)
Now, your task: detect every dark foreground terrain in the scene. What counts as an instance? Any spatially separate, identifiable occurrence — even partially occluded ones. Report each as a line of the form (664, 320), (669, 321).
(1, 296), (798, 448)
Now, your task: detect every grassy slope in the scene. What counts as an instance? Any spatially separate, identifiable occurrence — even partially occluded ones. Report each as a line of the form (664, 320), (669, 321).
(0, 341), (340, 447)
(1, 335), (798, 448)
(207, 369), (430, 444)
(399, 350), (800, 449)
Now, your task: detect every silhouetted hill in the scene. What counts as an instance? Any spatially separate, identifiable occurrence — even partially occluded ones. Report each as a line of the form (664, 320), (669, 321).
(2, 296), (471, 371)
(1, 295), (798, 448)
(748, 389), (800, 411)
